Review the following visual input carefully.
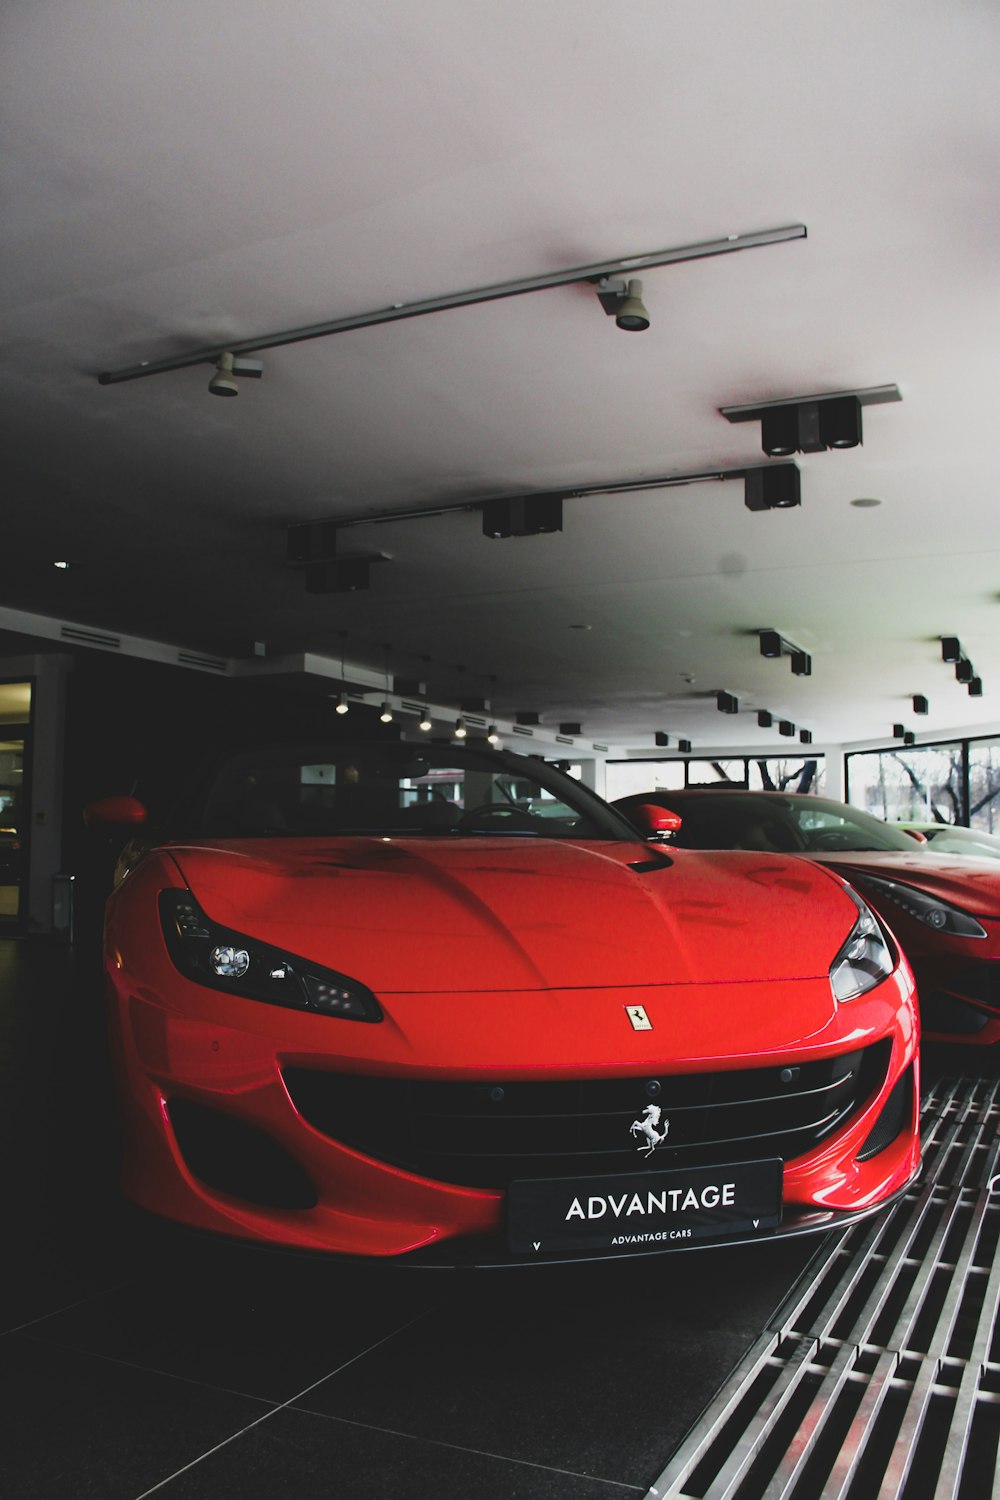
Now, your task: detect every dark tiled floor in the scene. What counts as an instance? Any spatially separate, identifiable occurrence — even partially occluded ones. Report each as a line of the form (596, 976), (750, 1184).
(0, 938), (847, 1498)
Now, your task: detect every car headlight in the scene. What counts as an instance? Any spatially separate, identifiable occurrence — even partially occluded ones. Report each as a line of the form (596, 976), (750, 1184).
(158, 890), (383, 1022)
(850, 872), (987, 939)
(830, 888), (896, 1002)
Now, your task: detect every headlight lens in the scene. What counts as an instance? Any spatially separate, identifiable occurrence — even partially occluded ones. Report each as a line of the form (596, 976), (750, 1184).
(830, 888), (895, 1002)
(850, 872), (987, 939)
(159, 889), (383, 1022)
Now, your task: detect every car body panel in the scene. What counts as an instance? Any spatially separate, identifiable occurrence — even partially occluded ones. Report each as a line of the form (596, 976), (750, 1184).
(615, 788), (1000, 1046)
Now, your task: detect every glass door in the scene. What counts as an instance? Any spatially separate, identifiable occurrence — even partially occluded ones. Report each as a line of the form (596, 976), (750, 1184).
(0, 681), (32, 933)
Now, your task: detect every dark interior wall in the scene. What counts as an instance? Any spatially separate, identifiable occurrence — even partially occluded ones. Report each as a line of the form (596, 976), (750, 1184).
(60, 655), (381, 938)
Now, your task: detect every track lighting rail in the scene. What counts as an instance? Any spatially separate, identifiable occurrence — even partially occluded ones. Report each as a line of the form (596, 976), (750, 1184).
(96, 224), (806, 385)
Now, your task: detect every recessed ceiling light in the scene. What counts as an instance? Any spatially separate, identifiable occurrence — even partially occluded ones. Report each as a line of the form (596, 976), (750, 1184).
(850, 497), (883, 508)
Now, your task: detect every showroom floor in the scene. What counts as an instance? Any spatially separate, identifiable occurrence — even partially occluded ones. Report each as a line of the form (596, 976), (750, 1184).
(1, 937), (996, 1499)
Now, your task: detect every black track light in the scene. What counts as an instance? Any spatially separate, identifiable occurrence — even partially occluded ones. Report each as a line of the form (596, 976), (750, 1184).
(903, 732), (916, 746)
(759, 396), (861, 456)
(288, 521), (339, 564)
(799, 730), (813, 745)
(940, 637), (961, 663)
(716, 691), (740, 714)
(912, 695), (929, 715)
(759, 631), (783, 658)
(955, 658), (974, 684)
(790, 651), (812, 677)
(305, 559), (371, 593)
(654, 731), (670, 747)
(757, 710), (773, 728)
(744, 464), (801, 512)
(819, 395), (862, 449)
(778, 720), (795, 737)
(678, 739), (692, 753)
(483, 494), (563, 539)
(969, 677), (983, 697)
(893, 724), (906, 738)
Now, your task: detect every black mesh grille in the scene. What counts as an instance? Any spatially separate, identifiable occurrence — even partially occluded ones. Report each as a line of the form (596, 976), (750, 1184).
(283, 1041), (892, 1189)
(857, 1064), (913, 1161)
(934, 962), (1000, 1011)
(168, 1098), (318, 1209)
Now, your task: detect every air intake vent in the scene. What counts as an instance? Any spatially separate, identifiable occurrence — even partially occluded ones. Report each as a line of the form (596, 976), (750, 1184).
(511, 724), (535, 737)
(555, 734), (575, 745)
(60, 625), (121, 649)
(176, 651), (228, 673)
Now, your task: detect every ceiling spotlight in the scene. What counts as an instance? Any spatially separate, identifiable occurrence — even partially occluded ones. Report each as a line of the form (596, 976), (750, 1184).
(716, 691), (740, 714)
(759, 631), (783, 659)
(799, 730), (813, 745)
(454, 718), (467, 739)
(53, 559), (70, 570)
(208, 352), (239, 398)
(678, 739), (692, 753)
(819, 395), (862, 449)
(968, 677), (983, 697)
(760, 404), (804, 457)
(483, 494), (563, 539)
(418, 708), (433, 731)
(207, 352), (262, 398)
(379, 702), (394, 723)
(955, 658), (974, 684)
(778, 720), (795, 737)
(743, 464), (801, 512)
(892, 724), (907, 739)
(940, 637), (961, 663)
(334, 693), (350, 715)
(758, 397), (861, 456)
(654, 731), (670, 747)
(487, 725), (500, 745)
(913, 695), (929, 715)
(594, 276), (651, 332)
(615, 279), (650, 332)
(790, 651), (812, 677)
(757, 710), (773, 728)
(903, 732), (916, 746)
(305, 559), (372, 593)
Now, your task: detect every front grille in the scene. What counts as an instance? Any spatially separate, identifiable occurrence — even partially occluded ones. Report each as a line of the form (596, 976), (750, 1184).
(168, 1097), (318, 1209)
(283, 1041), (892, 1189)
(936, 961), (1000, 1011)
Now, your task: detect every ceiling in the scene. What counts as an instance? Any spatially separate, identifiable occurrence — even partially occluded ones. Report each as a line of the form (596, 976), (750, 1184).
(3, 0), (999, 754)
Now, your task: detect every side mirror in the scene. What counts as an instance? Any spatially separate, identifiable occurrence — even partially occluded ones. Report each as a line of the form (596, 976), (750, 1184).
(84, 795), (149, 829)
(901, 827), (929, 843)
(631, 803), (683, 840)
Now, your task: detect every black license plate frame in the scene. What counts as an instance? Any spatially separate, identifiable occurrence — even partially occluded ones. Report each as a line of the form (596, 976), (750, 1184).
(507, 1157), (783, 1255)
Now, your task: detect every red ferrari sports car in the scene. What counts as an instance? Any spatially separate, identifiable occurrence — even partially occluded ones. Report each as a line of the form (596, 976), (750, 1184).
(614, 788), (1000, 1047)
(87, 741), (919, 1264)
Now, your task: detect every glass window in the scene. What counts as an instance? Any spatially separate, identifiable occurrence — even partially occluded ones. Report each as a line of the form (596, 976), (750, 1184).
(968, 737), (1000, 834)
(748, 758), (825, 794)
(846, 744), (964, 826)
(605, 760), (686, 801)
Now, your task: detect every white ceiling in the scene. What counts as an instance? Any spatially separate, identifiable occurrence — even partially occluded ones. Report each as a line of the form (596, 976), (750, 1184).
(3, 0), (999, 753)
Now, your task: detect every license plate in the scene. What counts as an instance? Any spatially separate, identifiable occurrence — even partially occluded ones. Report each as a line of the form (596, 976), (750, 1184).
(507, 1158), (783, 1255)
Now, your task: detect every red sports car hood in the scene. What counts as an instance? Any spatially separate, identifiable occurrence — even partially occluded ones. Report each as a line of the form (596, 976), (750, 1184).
(166, 837), (860, 994)
(816, 850), (1000, 919)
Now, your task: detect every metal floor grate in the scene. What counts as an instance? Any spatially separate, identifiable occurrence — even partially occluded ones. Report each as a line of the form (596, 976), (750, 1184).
(646, 1077), (1000, 1500)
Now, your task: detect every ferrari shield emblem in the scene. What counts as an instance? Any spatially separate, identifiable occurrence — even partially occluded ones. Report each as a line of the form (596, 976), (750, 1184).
(625, 1004), (652, 1031)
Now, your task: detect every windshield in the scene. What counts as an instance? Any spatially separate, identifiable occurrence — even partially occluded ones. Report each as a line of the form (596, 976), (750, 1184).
(661, 793), (920, 855)
(181, 742), (635, 841)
